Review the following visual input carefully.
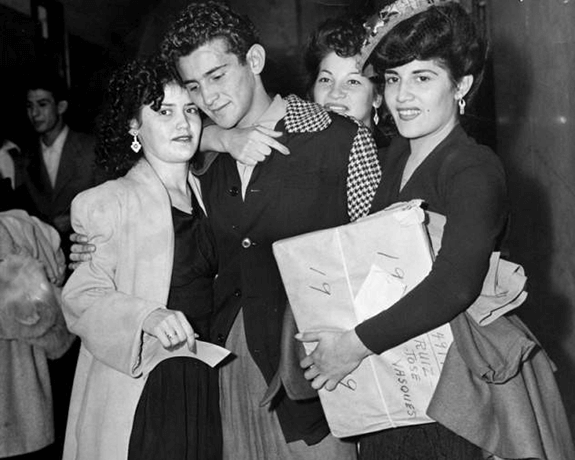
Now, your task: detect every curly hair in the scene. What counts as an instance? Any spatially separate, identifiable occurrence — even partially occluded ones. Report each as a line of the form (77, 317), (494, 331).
(95, 57), (179, 179)
(160, 1), (259, 68)
(304, 16), (368, 91)
(369, 2), (486, 102)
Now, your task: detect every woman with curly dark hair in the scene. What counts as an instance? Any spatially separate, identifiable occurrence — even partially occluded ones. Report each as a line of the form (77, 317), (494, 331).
(61, 57), (222, 460)
(304, 16), (389, 147)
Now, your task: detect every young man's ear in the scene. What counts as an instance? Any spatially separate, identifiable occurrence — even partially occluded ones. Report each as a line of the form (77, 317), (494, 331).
(57, 100), (68, 116)
(246, 44), (266, 75)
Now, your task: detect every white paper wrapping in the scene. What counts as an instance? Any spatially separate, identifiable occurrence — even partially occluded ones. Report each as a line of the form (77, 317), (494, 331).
(273, 201), (453, 437)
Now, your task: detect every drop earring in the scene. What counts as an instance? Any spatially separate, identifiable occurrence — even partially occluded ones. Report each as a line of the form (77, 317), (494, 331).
(129, 128), (141, 153)
(458, 97), (466, 116)
(373, 110), (380, 126)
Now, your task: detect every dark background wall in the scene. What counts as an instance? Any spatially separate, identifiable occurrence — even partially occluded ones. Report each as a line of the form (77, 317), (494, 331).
(1, 4), (37, 144)
(0, 0), (379, 137)
(0, 1), (117, 141)
(490, 0), (575, 433)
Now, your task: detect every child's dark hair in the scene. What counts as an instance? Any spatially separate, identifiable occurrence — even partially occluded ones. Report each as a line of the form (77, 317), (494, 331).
(24, 73), (69, 102)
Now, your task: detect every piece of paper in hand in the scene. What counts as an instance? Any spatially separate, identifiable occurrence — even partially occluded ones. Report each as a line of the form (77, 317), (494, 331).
(191, 340), (231, 367)
(138, 339), (231, 376)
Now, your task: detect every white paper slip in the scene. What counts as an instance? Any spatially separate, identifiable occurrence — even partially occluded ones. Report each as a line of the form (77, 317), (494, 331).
(354, 264), (407, 322)
(138, 339), (231, 376)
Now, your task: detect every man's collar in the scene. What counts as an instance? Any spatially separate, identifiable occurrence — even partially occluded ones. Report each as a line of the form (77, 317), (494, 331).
(283, 94), (332, 133)
(254, 94), (286, 129)
(41, 124), (69, 149)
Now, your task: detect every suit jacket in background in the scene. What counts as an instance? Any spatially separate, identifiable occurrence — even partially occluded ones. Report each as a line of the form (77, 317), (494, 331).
(21, 129), (100, 235)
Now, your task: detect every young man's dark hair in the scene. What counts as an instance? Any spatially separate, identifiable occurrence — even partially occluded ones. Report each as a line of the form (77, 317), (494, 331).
(161, 0), (259, 66)
(24, 73), (69, 104)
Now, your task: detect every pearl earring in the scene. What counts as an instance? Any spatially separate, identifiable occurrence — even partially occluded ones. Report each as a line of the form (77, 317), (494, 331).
(129, 128), (141, 153)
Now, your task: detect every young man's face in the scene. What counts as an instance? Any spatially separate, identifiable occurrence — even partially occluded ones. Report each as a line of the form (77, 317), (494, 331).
(177, 38), (259, 129)
(26, 89), (65, 135)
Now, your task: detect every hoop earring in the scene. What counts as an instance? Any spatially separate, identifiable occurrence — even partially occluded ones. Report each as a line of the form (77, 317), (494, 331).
(458, 98), (466, 116)
(129, 128), (141, 153)
(373, 111), (380, 126)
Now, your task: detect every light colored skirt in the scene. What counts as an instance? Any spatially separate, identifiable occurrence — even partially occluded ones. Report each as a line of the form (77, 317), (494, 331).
(220, 311), (357, 460)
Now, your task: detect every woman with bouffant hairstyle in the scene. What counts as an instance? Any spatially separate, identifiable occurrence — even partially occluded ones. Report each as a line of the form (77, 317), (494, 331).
(299, 2), (574, 460)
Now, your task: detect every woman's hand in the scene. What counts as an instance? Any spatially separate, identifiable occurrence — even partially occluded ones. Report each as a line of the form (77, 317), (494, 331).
(68, 233), (95, 270)
(203, 124), (290, 166)
(297, 329), (372, 391)
(143, 308), (198, 352)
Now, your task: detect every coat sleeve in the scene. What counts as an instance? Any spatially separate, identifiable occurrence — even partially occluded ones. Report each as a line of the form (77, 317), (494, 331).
(62, 185), (165, 377)
(356, 148), (508, 354)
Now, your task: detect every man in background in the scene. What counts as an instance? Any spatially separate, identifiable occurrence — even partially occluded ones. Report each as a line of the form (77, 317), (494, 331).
(19, 74), (100, 459)
(21, 75), (100, 255)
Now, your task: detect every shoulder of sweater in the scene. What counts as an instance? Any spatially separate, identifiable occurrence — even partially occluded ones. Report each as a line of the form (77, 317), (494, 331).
(438, 128), (504, 173)
(382, 135), (409, 160)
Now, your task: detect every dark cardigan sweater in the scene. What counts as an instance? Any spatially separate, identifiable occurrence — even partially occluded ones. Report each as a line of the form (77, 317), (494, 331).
(356, 125), (508, 354)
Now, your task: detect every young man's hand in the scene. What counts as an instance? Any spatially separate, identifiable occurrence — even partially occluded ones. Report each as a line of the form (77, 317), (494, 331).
(202, 124), (290, 166)
(68, 233), (95, 270)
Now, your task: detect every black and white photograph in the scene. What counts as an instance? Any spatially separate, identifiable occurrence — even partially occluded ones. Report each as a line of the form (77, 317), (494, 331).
(1, 1), (574, 459)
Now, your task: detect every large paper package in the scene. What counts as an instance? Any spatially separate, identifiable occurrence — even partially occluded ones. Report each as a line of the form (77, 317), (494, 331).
(272, 201), (453, 438)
